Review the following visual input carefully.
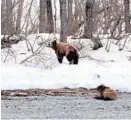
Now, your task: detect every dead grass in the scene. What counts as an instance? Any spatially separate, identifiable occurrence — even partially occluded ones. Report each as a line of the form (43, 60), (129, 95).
(1, 88), (99, 96)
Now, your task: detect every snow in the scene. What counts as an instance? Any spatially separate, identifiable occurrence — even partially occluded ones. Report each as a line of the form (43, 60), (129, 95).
(1, 34), (131, 92)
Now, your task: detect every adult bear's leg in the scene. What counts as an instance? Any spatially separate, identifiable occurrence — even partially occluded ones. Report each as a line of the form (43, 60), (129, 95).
(73, 52), (79, 64)
(66, 51), (79, 65)
(66, 51), (74, 64)
(57, 52), (64, 63)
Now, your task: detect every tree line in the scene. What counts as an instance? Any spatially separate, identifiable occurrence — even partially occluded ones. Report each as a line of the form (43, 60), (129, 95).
(1, 0), (131, 49)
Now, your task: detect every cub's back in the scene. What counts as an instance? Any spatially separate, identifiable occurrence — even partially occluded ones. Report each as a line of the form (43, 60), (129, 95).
(103, 88), (117, 100)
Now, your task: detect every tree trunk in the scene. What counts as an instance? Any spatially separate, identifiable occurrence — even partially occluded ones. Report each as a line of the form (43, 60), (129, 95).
(1, 0), (6, 34)
(16, 0), (24, 34)
(5, 0), (14, 35)
(124, 0), (131, 33)
(39, 0), (47, 33)
(84, 0), (103, 50)
(67, 0), (73, 35)
(83, 0), (94, 38)
(59, 0), (68, 42)
(46, 0), (54, 33)
(54, 0), (57, 33)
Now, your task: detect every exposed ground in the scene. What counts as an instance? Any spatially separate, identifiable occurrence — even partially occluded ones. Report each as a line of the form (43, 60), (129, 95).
(1, 88), (98, 97)
(1, 89), (131, 119)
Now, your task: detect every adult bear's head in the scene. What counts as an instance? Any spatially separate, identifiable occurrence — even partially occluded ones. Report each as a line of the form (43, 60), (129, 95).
(49, 40), (57, 50)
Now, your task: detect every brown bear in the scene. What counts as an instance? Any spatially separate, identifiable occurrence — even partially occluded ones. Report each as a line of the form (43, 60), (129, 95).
(49, 40), (79, 64)
(96, 84), (118, 100)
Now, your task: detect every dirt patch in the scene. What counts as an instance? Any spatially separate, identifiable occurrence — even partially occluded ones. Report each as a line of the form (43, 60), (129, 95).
(1, 88), (99, 97)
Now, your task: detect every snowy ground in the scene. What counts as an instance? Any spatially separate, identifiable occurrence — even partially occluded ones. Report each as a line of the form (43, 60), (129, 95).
(1, 34), (131, 92)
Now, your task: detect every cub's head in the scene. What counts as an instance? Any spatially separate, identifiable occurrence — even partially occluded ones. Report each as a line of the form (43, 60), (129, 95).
(49, 40), (57, 50)
(97, 84), (110, 92)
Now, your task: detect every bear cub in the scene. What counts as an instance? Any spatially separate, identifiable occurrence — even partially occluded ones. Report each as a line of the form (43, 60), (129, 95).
(96, 84), (118, 100)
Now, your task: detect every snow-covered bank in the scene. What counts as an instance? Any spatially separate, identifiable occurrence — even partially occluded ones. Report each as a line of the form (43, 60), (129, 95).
(1, 34), (131, 92)
(2, 57), (131, 92)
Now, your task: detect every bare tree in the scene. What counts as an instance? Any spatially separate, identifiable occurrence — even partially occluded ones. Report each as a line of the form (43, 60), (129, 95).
(1, 0), (6, 34)
(16, 0), (24, 34)
(53, 0), (57, 33)
(84, 0), (103, 50)
(46, 0), (54, 33)
(5, 0), (15, 35)
(68, 0), (85, 37)
(83, 0), (94, 38)
(59, 0), (68, 42)
(39, 0), (54, 33)
(124, 0), (131, 33)
(2, 0), (39, 35)
(67, 0), (73, 35)
(39, 0), (47, 33)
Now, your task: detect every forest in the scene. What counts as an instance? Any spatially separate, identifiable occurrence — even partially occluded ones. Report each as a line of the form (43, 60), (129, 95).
(1, 0), (131, 49)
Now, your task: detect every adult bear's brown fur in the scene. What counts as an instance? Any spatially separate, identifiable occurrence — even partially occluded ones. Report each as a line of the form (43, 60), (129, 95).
(96, 84), (118, 100)
(49, 40), (79, 64)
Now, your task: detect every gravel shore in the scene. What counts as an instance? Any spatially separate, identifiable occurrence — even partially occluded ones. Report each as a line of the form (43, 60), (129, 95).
(1, 92), (131, 119)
